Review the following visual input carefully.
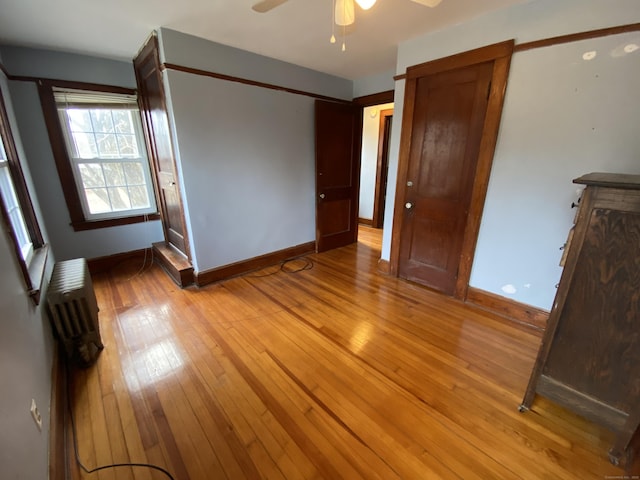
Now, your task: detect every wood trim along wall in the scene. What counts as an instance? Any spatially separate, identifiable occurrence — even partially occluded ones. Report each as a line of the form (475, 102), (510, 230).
(48, 344), (66, 480)
(514, 22), (640, 52)
(152, 241), (194, 288)
(406, 40), (514, 80)
(352, 90), (394, 107)
(87, 248), (152, 275)
(466, 287), (549, 332)
(358, 217), (373, 226)
(195, 241), (315, 286)
(394, 22), (640, 80)
(389, 40), (515, 303)
(377, 259), (391, 275)
(162, 63), (351, 104)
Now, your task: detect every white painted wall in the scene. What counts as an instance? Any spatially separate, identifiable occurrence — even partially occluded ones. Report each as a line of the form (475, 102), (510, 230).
(359, 103), (393, 221)
(0, 66), (55, 480)
(0, 46), (164, 261)
(383, 0), (640, 309)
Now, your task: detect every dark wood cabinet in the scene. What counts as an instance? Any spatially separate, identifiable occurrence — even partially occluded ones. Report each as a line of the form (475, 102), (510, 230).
(520, 173), (640, 471)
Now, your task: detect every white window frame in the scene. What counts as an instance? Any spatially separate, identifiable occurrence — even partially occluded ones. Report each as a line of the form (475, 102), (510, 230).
(0, 151), (33, 262)
(54, 88), (157, 221)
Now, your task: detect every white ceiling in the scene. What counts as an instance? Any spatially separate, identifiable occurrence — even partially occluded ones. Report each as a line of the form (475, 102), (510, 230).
(0, 0), (528, 79)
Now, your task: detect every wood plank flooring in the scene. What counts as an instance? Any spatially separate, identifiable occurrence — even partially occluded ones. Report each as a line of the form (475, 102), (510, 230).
(67, 226), (623, 479)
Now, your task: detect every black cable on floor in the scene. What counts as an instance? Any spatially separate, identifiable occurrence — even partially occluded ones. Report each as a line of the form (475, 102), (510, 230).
(248, 256), (314, 278)
(65, 361), (176, 480)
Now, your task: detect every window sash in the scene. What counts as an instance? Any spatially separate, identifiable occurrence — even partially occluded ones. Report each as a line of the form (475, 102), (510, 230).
(0, 160), (33, 262)
(55, 96), (157, 221)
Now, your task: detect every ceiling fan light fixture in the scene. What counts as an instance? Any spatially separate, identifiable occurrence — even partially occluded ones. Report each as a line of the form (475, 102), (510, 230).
(355, 0), (377, 9)
(335, 0), (355, 26)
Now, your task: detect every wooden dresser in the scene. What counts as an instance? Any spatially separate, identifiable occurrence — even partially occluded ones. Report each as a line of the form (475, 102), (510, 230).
(520, 173), (640, 471)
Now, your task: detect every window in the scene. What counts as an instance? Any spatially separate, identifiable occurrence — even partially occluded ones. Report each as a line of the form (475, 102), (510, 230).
(0, 86), (47, 304)
(0, 143), (33, 262)
(39, 81), (159, 230)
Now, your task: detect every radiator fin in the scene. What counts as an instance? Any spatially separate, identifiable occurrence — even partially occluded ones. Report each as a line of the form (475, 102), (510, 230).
(47, 258), (103, 366)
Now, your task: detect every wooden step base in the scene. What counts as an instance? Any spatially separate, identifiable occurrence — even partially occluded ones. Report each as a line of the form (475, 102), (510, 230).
(152, 242), (194, 288)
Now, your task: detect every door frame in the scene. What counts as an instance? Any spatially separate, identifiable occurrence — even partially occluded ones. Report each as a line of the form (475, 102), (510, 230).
(372, 108), (393, 228)
(134, 34), (192, 260)
(353, 91), (395, 231)
(389, 40), (514, 300)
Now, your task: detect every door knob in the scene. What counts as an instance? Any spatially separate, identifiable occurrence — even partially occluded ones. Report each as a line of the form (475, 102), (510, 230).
(405, 202), (413, 209)
(319, 193), (325, 199)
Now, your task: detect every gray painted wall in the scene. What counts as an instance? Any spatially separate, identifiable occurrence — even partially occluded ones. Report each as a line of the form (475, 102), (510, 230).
(383, 0), (640, 309)
(165, 70), (316, 273)
(159, 31), (353, 274)
(159, 28), (353, 101)
(0, 67), (55, 480)
(0, 46), (164, 261)
(353, 69), (395, 98)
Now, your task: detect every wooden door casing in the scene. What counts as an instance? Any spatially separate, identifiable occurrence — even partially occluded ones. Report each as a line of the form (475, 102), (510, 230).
(315, 100), (362, 252)
(372, 109), (393, 229)
(391, 40), (514, 299)
(134, 35), (190, 258)
(398, 62), (493, 294)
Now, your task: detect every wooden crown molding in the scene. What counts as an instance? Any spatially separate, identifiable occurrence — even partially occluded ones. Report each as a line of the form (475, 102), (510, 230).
(162, 63), (352, 105)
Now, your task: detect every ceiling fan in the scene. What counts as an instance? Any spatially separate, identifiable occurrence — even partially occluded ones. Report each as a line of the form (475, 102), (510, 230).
(252, 0), (442, 51)
(252, 0), (443, 23)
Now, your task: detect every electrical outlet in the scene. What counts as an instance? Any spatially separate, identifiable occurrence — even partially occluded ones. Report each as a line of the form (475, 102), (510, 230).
(30, 398), (42, 432)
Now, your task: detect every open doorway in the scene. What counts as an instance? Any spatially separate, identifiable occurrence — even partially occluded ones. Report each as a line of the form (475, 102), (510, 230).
(357, 101), (393, 254)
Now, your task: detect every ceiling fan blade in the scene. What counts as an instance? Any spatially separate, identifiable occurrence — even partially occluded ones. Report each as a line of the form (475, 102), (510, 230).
(252, 0), (290, 13)
(409, 0), (443, 7)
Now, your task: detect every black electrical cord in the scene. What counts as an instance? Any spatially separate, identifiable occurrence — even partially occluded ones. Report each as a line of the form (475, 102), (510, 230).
(248, 256), (314, 278)
(65, 362), (176, 480)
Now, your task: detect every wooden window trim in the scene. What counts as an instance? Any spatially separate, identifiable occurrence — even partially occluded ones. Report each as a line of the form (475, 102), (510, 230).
(37, 79), (160, 231)
(0, 85), (48, 304)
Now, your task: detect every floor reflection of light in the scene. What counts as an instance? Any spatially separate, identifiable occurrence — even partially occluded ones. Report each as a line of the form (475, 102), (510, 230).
(350, 322), (373, 354)
(123, 339), (185, 392)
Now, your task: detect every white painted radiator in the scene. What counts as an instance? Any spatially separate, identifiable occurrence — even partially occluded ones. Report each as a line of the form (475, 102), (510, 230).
(47, 258), (103, 366)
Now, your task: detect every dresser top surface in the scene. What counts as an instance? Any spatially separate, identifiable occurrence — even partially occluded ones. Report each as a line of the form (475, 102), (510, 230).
(574, 172), (640, 190)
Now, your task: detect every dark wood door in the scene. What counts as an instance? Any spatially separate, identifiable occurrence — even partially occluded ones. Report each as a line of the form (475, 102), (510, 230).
(315, 100), (362, 252)
(398, 62), (493, 294)
(134, 36), (190, 258)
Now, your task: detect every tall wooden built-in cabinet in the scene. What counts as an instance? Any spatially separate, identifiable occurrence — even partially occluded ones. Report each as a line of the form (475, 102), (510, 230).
(520, 173), (640, 472)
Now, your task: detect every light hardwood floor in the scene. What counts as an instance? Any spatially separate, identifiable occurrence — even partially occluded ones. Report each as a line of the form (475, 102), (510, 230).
(67, 226), (622, 479)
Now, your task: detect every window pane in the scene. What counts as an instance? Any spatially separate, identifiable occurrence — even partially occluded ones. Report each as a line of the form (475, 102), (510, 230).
(103, 162), (125, 187)
(79, 163), (105, 188)
(90, 110), (114, 133)
(117, 134), (139, 157)
(67, 109), (92, 132)
(71, 132), (98, 158)
(84, 187), (111, 214)
(96, 134), (119, 158)
(123, 162), (144, 185)
(55, 89), (157, 221)
(129, 185), (150, 209)
(108, 187), (131, 211)
(113, 110), (134, 134)
(0, 165), (32, 259)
